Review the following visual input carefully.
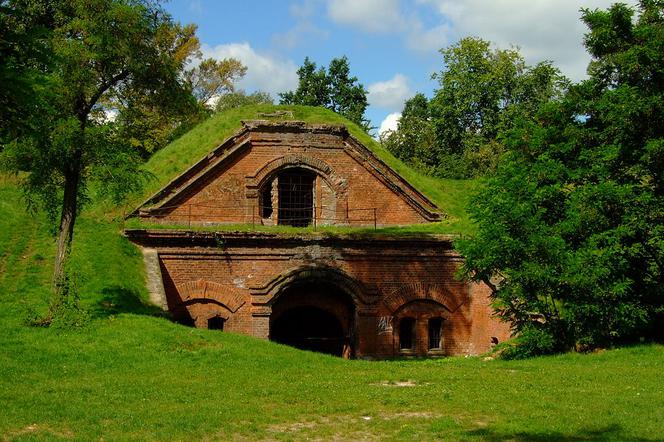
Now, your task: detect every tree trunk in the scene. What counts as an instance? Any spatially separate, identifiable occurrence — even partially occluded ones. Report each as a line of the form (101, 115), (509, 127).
(52, 166), (80, 295)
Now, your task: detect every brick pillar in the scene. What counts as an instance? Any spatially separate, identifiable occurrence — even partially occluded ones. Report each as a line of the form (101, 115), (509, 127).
(251, 306), (271, 339)
(141, 248), (168, 311)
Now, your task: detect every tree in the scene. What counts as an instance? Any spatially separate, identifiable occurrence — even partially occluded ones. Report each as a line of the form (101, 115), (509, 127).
(279, 57), (329, 107)
(112, 22), (201, 159)
(215, 90), (273, 113)
(326, 57), (368, 127)
(380, 93), (439, 173)
(457, 1), (664, 356)
(0, 1), (51, 143)
(1, 0), (199, 306)
(112, 26), (246, 159)
(279, 56), (369, 128)
(383, 38), (567, 178)
(185, 57), (247, 108)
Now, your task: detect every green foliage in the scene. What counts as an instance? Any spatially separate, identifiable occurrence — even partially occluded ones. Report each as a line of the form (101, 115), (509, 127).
(0, 2), (52, 143)
(214, 90), (273, 112)
(498, 325), (560, 360)
(458, 1), (664, 353)
(383, 38), (568, 179)
(0, 0), (205, 297)
(185, 57), (247, 107)
(114, 24), (247, 159)
(2, 0), (196, 209)
(112, 21), (203, 159)
(279, 56), (369, 128)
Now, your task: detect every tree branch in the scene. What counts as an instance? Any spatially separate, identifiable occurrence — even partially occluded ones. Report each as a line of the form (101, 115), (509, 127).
(80, 69), (130, 120)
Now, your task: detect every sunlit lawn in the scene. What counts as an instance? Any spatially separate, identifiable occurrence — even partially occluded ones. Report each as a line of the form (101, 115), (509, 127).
(1, 171), (663, 441)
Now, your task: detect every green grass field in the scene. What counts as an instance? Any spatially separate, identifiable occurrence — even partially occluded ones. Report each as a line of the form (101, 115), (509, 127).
(1, 176), (664, 441)
(1, 108), (663, 441)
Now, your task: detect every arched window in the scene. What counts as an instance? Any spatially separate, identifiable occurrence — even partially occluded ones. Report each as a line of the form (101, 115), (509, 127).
(260, 183), (273, 219)
(259, 168), (316, 227)
(428, 317), (443, 350)
(278, 169), (315, 226)
(399, 317), (416, 350)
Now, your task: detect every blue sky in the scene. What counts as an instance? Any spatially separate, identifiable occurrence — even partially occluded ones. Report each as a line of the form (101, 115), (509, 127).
(165, 0), (637, 134)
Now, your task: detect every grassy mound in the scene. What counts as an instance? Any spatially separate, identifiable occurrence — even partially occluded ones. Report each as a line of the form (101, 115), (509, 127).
(131, 105), (478, 235)
(1, 178), (663, 440)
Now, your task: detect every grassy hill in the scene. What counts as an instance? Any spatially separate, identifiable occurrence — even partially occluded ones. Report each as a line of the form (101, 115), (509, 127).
(127, 105), (478, 235)
(1, 176), (664, 440)
(1, 109), (663, 440)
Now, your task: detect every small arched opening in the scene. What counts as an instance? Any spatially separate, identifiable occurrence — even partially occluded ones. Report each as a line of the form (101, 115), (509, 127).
(394, 300), (449, 356)
(208, 316), (225, 331)
(269, 280), (356, 357)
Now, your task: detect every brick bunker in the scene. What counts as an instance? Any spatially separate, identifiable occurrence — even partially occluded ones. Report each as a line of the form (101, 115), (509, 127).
(126, 120), (510, 358)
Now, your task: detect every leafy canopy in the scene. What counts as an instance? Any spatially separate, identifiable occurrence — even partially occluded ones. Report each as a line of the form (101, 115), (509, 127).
(214, 90), (273, 113)
(382, 37), (568, 178)
(279, 56), (369, 129)
(457, 0), (664, 356)
(0, 0), (204, 301)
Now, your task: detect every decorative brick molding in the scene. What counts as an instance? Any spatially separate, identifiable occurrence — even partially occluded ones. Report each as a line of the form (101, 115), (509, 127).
(245, 154), (347, 198)
(383, 283), (466, 313)
(127, 230), (512, 358)
(250, 265), (378, 309)
(176, 279), (246, 312)
(129, 121), (443, 225)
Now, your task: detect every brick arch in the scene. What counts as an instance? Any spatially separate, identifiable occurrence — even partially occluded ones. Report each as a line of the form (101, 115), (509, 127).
(383, 283), (465, 313)
(177, 280), (246, 313)
(183, 298), (231, 320)
(250, 265), (378, 309)
(246, 154), (347, 196)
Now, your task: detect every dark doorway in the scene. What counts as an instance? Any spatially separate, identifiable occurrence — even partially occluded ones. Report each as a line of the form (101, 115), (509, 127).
(278, 169), (314, 227)
(399, 317), (415, 350)
(269, 280), (355, 357)
(271, 306), (346, 356)
(208, 316), (225, 331)
(428, 317), (442, 349)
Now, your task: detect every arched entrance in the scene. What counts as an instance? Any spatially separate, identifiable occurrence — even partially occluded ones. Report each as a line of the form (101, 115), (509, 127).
(269, 280), (355, 357)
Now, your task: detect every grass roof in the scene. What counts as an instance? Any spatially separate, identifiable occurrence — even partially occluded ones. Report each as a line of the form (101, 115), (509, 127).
(132, 105), (478, 235)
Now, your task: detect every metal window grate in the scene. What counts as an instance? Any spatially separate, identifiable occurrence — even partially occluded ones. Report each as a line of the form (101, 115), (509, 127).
(428, 317), (442, 349)
(278, 170), (315, 227)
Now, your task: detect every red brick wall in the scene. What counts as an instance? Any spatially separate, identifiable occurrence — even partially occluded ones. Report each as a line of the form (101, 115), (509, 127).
(129, 231), (511, 358)
(140, 126), (439, 227)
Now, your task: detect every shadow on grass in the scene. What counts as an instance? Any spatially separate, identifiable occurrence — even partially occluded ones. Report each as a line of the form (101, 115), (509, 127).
(91, 285), (166, 319)
(466, 424), (654, 441)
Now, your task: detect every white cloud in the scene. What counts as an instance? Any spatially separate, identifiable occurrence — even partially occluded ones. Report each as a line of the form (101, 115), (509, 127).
(201, 42), (298, 97)
(417, 0), (640, 81)
(368, 74), (413, 111)
(378, 112), (401, 136)
(272, 21), (329, 49)
(406, 23), (451, 53)
(327, 0), (406, 33)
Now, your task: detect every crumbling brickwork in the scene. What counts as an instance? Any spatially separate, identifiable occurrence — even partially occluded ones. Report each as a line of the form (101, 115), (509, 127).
(126, 230), (511, 358)
(126, 121), (510, 358)
(134, 121), (441, 227)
